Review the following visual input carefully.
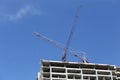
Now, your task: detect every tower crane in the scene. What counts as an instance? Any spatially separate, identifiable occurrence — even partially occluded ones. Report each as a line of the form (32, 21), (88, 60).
(33, 6), (89, 63)
(62, 7), (80, 61)
(33, 32), (82, 61)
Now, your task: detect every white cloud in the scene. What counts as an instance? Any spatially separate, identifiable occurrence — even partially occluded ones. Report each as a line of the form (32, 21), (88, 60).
(0, 5), (41, 21)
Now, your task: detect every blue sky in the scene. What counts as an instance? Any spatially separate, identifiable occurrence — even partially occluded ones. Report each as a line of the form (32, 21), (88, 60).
(0, 0), (120, 80)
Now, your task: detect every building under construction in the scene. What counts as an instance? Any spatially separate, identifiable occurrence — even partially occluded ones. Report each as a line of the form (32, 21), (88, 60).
(34, 6), (120, 80)
(37, 60), (120, 80)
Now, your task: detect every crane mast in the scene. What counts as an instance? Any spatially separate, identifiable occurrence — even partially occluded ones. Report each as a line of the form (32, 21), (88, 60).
(62, 7), (80, 61)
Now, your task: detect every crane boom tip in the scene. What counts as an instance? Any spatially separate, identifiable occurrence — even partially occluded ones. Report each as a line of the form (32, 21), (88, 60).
(33, 32), (41, 37)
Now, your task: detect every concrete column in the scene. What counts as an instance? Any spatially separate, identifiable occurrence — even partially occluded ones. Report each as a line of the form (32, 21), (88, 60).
(88, 76), (90, 80)
(96, 70), (98, 80)
(81, 70), (83, 80)
(50, 65), (52, 80)
(110, 71), (113, 80)
(66, 68), (68, 80)
(103, 77), (105, 80)
(73, 75), (75, 80)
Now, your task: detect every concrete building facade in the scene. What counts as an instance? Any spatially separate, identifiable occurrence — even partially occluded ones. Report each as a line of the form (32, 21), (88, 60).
(37, 60), (120, 80)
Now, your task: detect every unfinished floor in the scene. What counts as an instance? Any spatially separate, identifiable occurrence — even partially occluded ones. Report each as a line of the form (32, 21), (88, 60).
(37, 60), (120, 80)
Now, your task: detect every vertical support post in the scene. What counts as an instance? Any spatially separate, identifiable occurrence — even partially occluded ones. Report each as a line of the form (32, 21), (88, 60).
(73, 75), (75, 80)
(50, 64), (52, 80)
(96, 70), (98, 80)
(88, 76), (90, 80)
(81, 70), (83, 80)
(110, 71), (113, 80)
(65, 65), (67, 80)
(103, 77), (105, 80)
